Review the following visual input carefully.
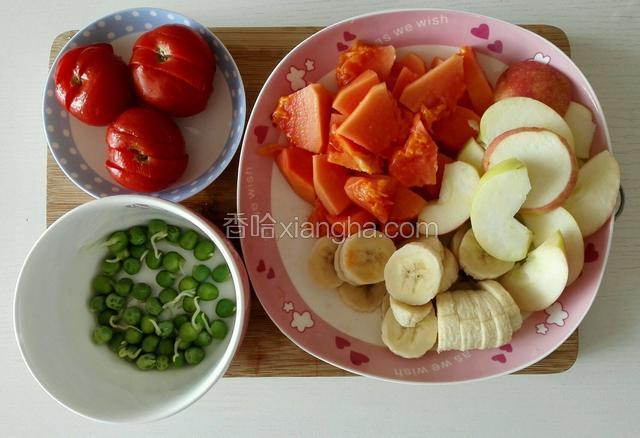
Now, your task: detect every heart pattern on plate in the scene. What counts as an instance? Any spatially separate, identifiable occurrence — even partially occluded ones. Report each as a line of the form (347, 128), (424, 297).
(491, 354), (507, 363)
(470, 23), (490, 39)
(336, 42), (348, 51)
(350, 351), (370, 366)
(335, 336), (351, 349)
(499, 343), (513, 353)
(254, 125), (268, 144)
(585, 243), (599, 263)
(343, 31), (357, 41)
(488, 40), (503, 53)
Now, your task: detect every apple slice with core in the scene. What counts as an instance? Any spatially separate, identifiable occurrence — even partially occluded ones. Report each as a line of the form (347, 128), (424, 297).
(479, 97), (575, 150)
(470, 158), (532, 262)
(564, 101), (596, 160)
(499, 231), (569, 312)
(563, 150), (621, 237)
(483, 127), (578, 212)
(521, 207), (584, 285)
(457, 137), (485, 175)
(418, 161), (480, 235)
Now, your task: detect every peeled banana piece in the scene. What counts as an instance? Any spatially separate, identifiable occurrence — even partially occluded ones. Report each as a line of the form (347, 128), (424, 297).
(308, 237), (343, 288)
(450, 222), (471, 259)
(337, 282), (387, 312)
(439, 248), (459, 292)
(478, 280), (522, 331)
(381, 307), (438, 359)
(389, 296), (433, 327)
(338, 231), (396, 285)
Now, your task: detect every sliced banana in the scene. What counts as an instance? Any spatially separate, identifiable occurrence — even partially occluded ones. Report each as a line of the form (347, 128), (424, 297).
(381, 307), (438, 359)
(400, 235), (445, 260)
(478, 290), (513, 346)
(439, 248), (459, 292)
(308, 237), (343, 288)
(333, 243), (350, 283)
(436, 291), (462, 352)
(384, 242), (443, 305)
(467, 291), (499, 349)
(337, 282), (387, 312)
(389, 296), (433, 327)
(450, 222), (471, 259)
(452, 290), (483, 351)
(458, 229), (514, 280)
(339, 231), (396, 285)
(478, 280), (522, 331)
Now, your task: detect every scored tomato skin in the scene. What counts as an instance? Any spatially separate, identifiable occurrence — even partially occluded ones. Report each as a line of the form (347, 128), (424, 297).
(54, 43), (133, 126)
(130, 24), (215, 117)
(105, 108), (188, 192)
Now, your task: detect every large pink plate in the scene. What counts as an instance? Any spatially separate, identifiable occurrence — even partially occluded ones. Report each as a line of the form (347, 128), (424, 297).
(237, 9), (613, 383)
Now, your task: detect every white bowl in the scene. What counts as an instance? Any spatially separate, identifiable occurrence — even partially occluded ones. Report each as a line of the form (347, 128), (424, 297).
(13, 195), (250, 423)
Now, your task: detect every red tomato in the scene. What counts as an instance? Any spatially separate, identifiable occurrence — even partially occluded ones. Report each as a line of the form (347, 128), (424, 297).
(130, 25), (215, 117)
(54, 43), (132, 126)
(105, 108), (188, 192)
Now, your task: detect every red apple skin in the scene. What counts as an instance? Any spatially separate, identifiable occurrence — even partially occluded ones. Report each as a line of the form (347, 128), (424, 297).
(494, 61), (572, 115)
(483, 127), (578, 213)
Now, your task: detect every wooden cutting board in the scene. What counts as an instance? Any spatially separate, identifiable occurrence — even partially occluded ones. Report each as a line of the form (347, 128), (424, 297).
(47, 25), (577, 376)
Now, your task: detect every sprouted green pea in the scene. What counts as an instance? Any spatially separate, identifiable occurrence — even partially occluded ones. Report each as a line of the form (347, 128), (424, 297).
(185, 347), (205, 365)
(88, 295), (106, 313)
(178, 229), (199, 250)
(129, 244), (147, 260)
(156, 321), (174, 338)
(172, 351), (186, 368)
(166, 225), (181, 243)
(194, 240), (216, 261)
(141, 335), (160, 353)
(105, 293), (125, 311)
(114, 278), (133, 297)
(136, 353), (157, 370)
(157, 338), (175, 356)
(197, 282), (218, 301)
(156, 355), (170, 371)
(210, 319), (228, 339)
(100, 259), (121, 276)
(104, 230), (128, 254)
(192, 264), (211, 283)
(98, 309), (117, 325)
(216, 299), (237, 318)
(162, 289), (195, 311)
(156, 270), (176, 288)
(145, 250), (163, 270)
(194, 331), (212, 347)
(145, 297), (163, 316)
(140, 315), (158, 334)
(173, 315), (189, 330)
(182, 296), (197, 314)
(109, 315), (143, 333)
(179, 276), (199, 292)
(163, 251), (185, 274)
(124, 328), (144, 345)
(92, 275), (114, 294)
(128, 226), (147, 246)
(118, 345), (142, 361)
(122, 307), (142, 326)
(123, 257), (142, 275)
(147, 219), (168, 237)
(212, 264), (231, 283)
(178, 321), (201, 343)
(108, 332), (125, 353)
(131, 283), (152, 301)
(159, 288), (178, 305)
(93, 326), (113, 344)
(106, 248), (129, 263)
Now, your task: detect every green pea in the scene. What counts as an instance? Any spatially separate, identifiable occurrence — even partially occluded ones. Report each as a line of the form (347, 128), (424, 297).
(172, 351), (186, 368)
(179, 276), (199, 292)
(166, 225), (181, 243)
(97, 309), (117, 325)
(197, 282), (218, 301)
(88, 295), (106, 313)
(183, 296), (197, 313)
(157, 338), (175, 356)
(108, 332), (125, 352)
(156, 270), (176, 288)
(194, 331), (212, 347)
(114, 248), (130, 260)
(101, 259), (121, 276)
(141, 335), (160, 353)
(179, 229), (199, 250)
(212, 264), (231, 283)
(122, 307), (142, 326)
(105, 230), (128, 253)
(194, 240), (216, 261)
(159, 287), (178, 305)
(162, 251), (185, 274)
(157, 321), (175, 338)
(148, 219), (168, 237)
(185, 347), (205, 365)
(156, 355), (170, 371)
(145, 250), (163, 269)
(118, 345), (140, 361)
(216, 299), (237, 318)
(129, 244), (147, 259)
(140, 315), (157, 334)
(93, 326), (113, 344)
(105, 293), (125, 311)
(178, 322), (201, 342)
(210, 319), (228, 339)
(123, 258), (142, 275)
(131, 283), (151, 301)
(128, 225), (147, 246)
(191, 264), (209, 283)
(92, 275), (114, 294)
(124, 328), (143, 345)
(145, 297), (163, 316)
(114, 278), (133, 297)
(193, 311), (209, 328)
(173, 315), (189, 330)
(136, 353), (156, 370)
(177, 338), (192, 350)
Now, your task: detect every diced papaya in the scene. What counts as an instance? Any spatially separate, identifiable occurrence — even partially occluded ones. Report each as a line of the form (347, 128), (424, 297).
(389, 116), (439, 187)
(431, 106), (480, 153)
(344, 175), (398, 223)
(399, 53), (427, 76)
(430, 57), (444, 69)
(306, 200), (330, 237)
(458, 92), (474, 110)
(399, 53), (466, 112)
(326, 206), (377, 237)
(312, 155), (352, 215)
(332, 70), (380, 115)
(419, 103), (450, 131)
(390, 186), (428, 221)
(336, 83), (401, 155)
(330, 112), (347, 128)
(336, 41), (396, 87)
(391, 66), (419, 99)
(327, 133), (384, 174)
(459, 46), (494, 115)
(272, 83), (331, 153)
(275, 147), (315, 204)
(257, 143), (287, 157)
(421, 153), (454, 200)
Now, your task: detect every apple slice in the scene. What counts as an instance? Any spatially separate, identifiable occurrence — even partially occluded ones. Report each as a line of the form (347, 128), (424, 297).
(563, 150), (620, 237)
(499, 231), (569, 311)
(521, 207), (584, 285)
(418, 161), (479, 235)
(483, 128), (578, 212)
(564, 101), (596, 160)
(479, 97), (575, 150)
(470, 158), (532, 262)
(457, 138), (485, 175)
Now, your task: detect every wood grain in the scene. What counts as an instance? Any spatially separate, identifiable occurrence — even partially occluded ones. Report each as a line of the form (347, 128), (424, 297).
(47, 25), (576, 376)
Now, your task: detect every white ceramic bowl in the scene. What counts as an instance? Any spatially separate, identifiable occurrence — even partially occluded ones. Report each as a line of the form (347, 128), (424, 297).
(13, 195), (250, 423)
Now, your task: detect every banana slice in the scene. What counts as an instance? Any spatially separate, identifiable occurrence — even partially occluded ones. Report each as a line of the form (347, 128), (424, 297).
(381, 307), (438, 358)
(468, 291), (499, 349)
(308, 237), (343, 288)
(478, 280), (522, 331)
(384, 242), (443, 305)
(339, 231), (396, 285)
(459, 229), (515, 280)
(439, 248), (459, 292)
(337, 282), (387, 312)
(400, 235), (445, 260)
(436, 291), (462, 352)
(389, 296), (433, 327)
(333, 243), (350, 283)
(478, 290), (513, 346)
(450, 222), (471, 259)
(452, 290), (483, 351)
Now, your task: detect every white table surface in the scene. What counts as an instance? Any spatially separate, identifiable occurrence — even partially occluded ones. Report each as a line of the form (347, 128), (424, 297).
(1, 0), (639, 436)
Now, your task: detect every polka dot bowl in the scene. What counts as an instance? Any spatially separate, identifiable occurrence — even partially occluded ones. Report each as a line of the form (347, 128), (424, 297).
(43, 7), (246, 201)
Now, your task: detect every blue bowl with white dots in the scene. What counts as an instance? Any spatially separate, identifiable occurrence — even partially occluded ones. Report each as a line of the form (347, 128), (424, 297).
(43, 7), (246, 201)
